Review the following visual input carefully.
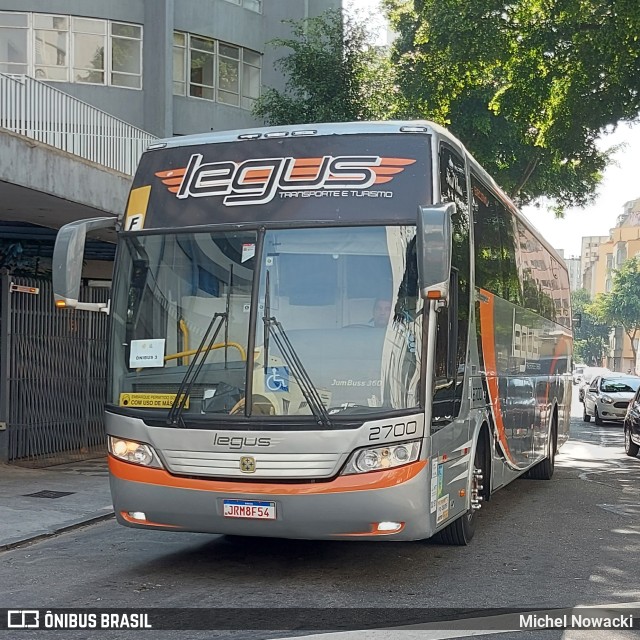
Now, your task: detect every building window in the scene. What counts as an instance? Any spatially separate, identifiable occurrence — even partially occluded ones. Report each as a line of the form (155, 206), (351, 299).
(0, 11), (28, 74)
(72, 17), (106, 84)
(218, 43), (239, 105)
(110, 22), (142, 89)
(173, 31), (260, 110)
(34, 14), (68, 81)
(223, 0), (262, 12)
(242, 49), (260, 109)
(616, 242), (627, 268)
(0, 11), (142, 89)
(172, 31), (186, 95)
(189, 35), (215, 100)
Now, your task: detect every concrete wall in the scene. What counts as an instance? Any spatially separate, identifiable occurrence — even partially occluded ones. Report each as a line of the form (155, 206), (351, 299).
(0, 128), (131, 227)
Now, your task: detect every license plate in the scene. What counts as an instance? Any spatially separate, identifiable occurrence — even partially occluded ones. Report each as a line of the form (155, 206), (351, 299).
(223, 499), (276, 520)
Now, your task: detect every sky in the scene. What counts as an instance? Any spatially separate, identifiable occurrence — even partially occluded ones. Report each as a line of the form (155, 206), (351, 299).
(345, 0), (640, 258)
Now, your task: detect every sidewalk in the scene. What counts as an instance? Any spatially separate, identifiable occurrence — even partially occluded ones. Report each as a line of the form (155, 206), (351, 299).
(0, 457), (113, 550)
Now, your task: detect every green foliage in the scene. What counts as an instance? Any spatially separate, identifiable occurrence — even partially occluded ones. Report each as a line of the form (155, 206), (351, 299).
(592, 257), (640, 362)
(571, 289), (609, 365)
(252, 9), (396, 125)
(384, 0), (640, 208)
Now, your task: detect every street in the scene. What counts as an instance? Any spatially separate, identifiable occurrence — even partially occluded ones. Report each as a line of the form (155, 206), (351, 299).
(1, 391), (639, 640)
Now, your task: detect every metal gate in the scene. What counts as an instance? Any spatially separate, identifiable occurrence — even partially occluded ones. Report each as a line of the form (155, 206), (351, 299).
(0, 274), (110, 466)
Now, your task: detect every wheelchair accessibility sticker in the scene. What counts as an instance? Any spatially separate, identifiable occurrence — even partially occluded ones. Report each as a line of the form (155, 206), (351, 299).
(265, 366), (289, 392)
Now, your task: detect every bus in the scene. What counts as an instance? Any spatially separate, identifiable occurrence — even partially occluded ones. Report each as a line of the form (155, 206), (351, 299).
(52, 121), (572, 545)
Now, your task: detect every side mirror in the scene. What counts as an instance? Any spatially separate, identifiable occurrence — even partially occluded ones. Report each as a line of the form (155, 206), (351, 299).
(53, 217), (116, 312)
(416, 203), (453, 302)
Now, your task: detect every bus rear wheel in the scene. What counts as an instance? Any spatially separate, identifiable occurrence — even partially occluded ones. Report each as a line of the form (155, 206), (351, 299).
(433, 438), (486, 546)
(526, 416), (556, 480)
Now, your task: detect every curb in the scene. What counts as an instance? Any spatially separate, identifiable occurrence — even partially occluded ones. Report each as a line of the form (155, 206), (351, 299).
(0, 509), (114, 552)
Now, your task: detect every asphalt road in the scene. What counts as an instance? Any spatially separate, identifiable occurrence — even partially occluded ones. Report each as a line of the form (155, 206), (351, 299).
(1, 391), (639, 640)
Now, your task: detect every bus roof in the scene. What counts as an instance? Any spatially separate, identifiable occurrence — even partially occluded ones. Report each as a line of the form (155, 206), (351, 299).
(146, 120), (455, 151)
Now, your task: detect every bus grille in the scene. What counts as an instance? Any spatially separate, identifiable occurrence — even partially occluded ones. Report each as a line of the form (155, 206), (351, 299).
(161, 449), (342, 479)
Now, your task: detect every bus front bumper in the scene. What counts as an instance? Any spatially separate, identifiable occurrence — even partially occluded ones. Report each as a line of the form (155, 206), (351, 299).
(108, 456), (433, 541)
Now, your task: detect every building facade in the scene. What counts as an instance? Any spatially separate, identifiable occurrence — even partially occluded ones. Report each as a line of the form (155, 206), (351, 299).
(555, 249), (581, 291)
(580, 234), (609, 298)
(0, 0), (340, 138)
(588, 197), (640, 372)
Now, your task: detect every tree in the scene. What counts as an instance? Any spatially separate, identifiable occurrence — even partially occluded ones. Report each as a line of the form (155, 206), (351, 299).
(252, 9), (396, 125)
(571, 289), (609, 365)
(383, 0), (640, 209)
(591, 257), (640, 364)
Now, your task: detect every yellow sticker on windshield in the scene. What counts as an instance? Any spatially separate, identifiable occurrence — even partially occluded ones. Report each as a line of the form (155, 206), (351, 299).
(119, 393), (189, 409)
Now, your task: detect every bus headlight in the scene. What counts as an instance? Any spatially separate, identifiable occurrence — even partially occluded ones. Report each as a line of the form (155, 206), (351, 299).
(341, 440), (421, 475)
(108, 436), (163, 468)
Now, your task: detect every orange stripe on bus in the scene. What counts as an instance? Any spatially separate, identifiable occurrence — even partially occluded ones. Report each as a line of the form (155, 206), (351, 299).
(374, 177), (394, 184)
(155, 168), (186, 178)
(477, 289), (515, 464)
(372, 167), (405, 175)
(109, 456), (427, 495)
(243, 169), (271, 179)
(337, 523), (406, 537)
(160, 177), (184, 186)
(120, 512), (180, 528)
(288, 169), (323, 177)
(168, 187), (180, 193)
(379, 158), (417, 166)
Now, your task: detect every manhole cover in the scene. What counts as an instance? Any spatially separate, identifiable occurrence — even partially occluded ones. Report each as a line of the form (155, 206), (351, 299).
(23, 490), (75, 499)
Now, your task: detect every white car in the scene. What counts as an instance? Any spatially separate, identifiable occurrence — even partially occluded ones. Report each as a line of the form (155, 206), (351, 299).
(583, 375), (640, 425)
(578, 367), (612, 402)
(572, 365), (585, 385)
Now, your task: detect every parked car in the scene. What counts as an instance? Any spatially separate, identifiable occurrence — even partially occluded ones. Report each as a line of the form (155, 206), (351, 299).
(623, 387), (640, 457)
(573, 365), (585, 385)
(578, 367), (612, 402)
(583, 375), (640, 425)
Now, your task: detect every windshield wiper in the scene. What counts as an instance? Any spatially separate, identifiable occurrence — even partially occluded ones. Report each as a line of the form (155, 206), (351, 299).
(166, 311), (227, 427)
(262, 272), (332, 428)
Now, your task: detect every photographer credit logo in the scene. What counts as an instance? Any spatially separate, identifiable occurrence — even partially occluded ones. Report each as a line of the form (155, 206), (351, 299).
(8, 610), (39, 628)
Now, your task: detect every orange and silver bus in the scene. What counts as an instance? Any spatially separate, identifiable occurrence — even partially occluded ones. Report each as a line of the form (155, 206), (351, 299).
(53, 121), (572, 544)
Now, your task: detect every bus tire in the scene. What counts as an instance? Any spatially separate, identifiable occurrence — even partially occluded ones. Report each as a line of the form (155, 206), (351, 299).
(526, 414), (556, 480)
(432, 435), (487, 546)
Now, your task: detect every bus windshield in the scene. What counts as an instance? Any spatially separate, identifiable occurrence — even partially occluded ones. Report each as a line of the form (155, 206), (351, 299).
(108, 226), (424, 423)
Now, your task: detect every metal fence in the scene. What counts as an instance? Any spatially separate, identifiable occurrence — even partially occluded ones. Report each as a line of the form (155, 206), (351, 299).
(0, 73), (157, 175)
(0, 275), (110, 466)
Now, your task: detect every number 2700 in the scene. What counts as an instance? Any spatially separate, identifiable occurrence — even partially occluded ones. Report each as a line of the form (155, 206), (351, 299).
(369, 421), (418, 441)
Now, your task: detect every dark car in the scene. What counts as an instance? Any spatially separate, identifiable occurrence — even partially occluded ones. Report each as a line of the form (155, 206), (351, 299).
(623, 387), (640, 457)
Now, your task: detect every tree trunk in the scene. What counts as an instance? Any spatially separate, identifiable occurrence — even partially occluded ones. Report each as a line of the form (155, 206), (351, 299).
(624, 327), (638, 371)
(510, 156), (540, 200)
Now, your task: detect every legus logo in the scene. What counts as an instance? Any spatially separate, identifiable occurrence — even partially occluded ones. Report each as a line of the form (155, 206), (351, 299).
(155, 154), (416, 207)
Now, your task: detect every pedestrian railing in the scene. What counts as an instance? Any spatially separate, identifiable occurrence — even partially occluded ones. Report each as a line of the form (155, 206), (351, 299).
(0, 73), (157, 175)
